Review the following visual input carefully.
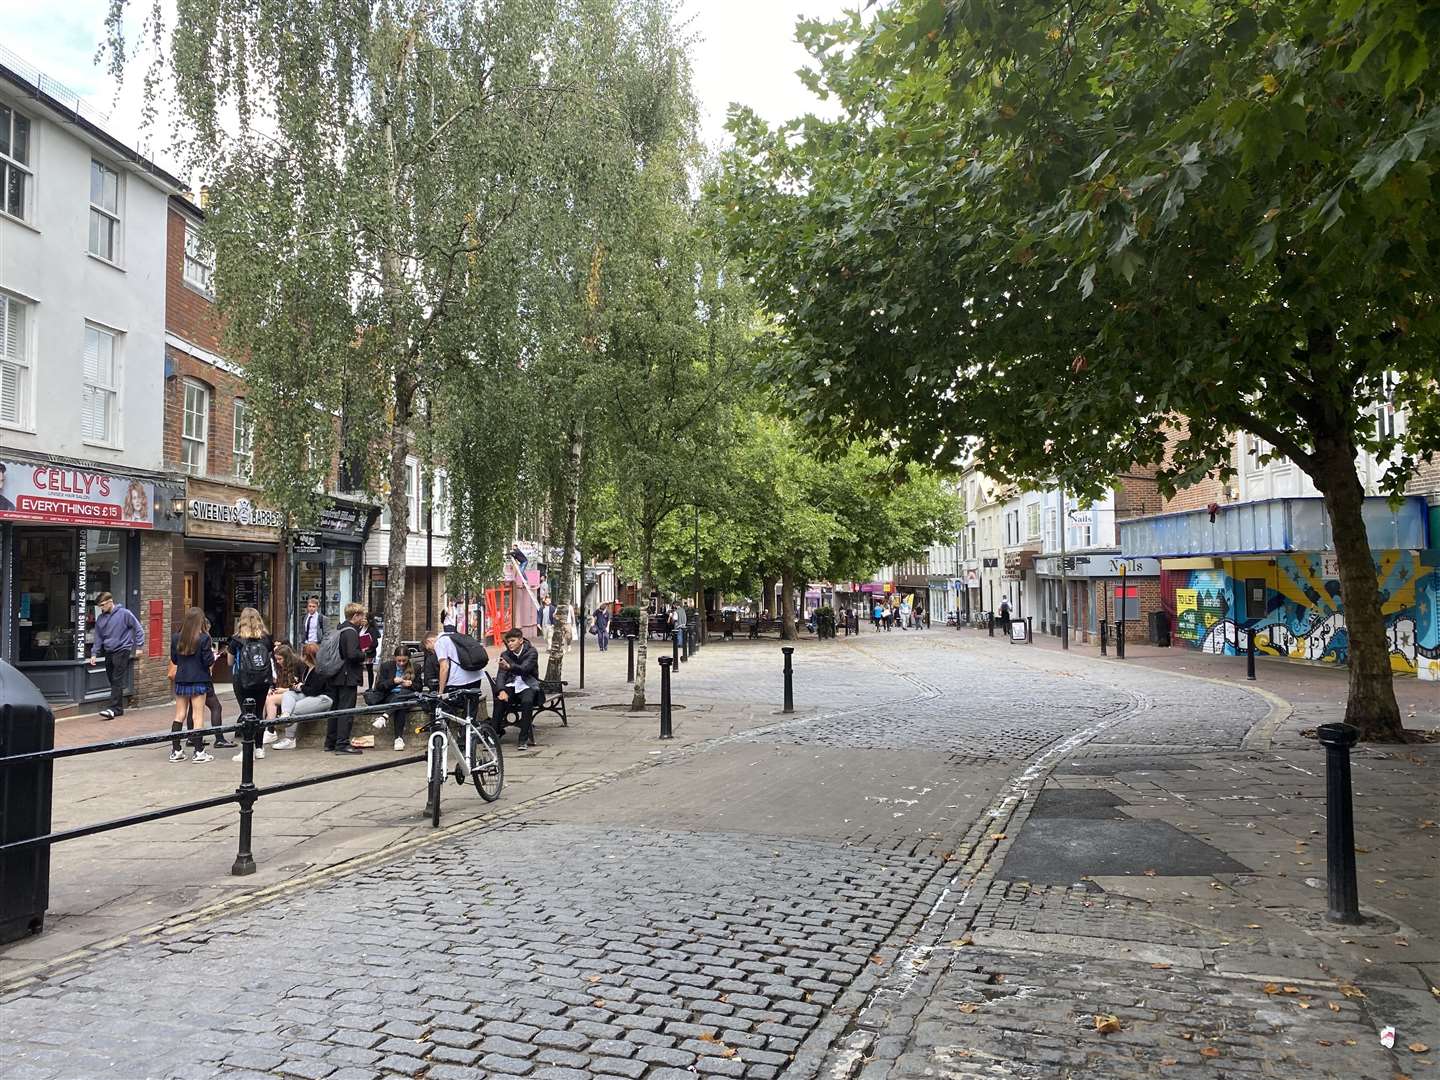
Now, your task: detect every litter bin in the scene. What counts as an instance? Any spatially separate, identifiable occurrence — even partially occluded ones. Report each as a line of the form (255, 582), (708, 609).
(0, 659), (54, 943)
(1150, 610), (1172, 648)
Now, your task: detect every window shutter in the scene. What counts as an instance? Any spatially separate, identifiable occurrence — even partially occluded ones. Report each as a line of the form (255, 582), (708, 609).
(2, 297), (20, 361)
(0, 361), (17, 423)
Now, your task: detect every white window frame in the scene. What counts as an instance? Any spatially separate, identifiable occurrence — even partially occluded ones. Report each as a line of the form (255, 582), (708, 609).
(181, 380), (209, 476)
(183, 221), (214, 293)
(81, 323), (120, 446)
(1045, 507), (1058, 551)
(1026, 502), (1041, 540)
(0, 292), (32, 429)
(0, 104), (32, 222)
(232, 398), (254, 480)
(88, 159), (122, 263)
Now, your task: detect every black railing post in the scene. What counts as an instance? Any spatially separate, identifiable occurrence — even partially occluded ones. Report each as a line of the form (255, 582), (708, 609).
(658, 657), (674, 739)
(1100, 619), (1108, 656)
(1027, 616), (1034, 645)
(1061, 611), (1070, 650)
(782, 646), (795, 713)
(627, 634), (636, 683)
(231, 698), (260, 877)
(1117, 618), (1126, 659)
(1247, 627), (1257, 681)
(579, 611), (585, 691)
(987, 613), (994, 637)
(1317, 723), (1361, 924)
(673, 628), (681, 668)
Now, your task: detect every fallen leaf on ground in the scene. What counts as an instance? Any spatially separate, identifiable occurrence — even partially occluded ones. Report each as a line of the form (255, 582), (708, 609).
(1094, 1014), (1121, 1033)
(957, 1003), (980, 1014)
(1395, 939), (1410, 947)
(1246, 923), (1262, 929)
(1150, 962), (1172, 969)
(586, 975), (602, 983)
(1328, 1002), (1342, 1012)
(1159, 1057), (1178, 1066)
(1419, 820), (1436, 830)
(721, 1048), (737, 1058)
(1200, 1046), (1221, 1058)
(1143, 868), (1157, 876)
(593, 999), (606, 1007)
(1180, 1033), (1194, 1041)
(1282, 986), (1300, 994)
(1344, 1039), (1357, 1046)
(1410, 1043), (1430, 1053)
(1318, 1040), (1333, 1046)
(989, 833), (1007, 840)
(698, 1033), (722, 1043)
(1209, 882), (1224, 890)
(1297, 1002), (1312, 1009)
(1339, 984), (1366, 999)
(870, 954), (885, 964)
(949, 937), (974, 947)
(1262, 983), (1281, 994)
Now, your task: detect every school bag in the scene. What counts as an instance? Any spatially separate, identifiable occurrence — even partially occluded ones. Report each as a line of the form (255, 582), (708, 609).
(446, 632), (489, 671)
(234, 638), (273, 688)
(314, 628), (346, 680)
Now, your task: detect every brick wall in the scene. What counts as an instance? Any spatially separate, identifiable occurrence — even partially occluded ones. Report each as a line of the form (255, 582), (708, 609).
(164, 349), (249, 480)
(1155, 420), (1234, 513)
(1406, 454), (1440, 503)
(133, 533), (179, 706)
(166, 204), (225, 353)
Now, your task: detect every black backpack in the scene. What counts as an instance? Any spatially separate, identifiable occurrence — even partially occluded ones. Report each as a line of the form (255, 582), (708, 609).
(234, 638), (273, 687)
(447, 632), (489, 671)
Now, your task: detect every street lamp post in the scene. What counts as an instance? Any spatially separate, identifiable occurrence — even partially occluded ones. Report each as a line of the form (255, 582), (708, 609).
(1059, 486), (1069, 650)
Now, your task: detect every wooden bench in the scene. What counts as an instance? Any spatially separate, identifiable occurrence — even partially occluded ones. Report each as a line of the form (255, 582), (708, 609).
(748, 618), (781, 638)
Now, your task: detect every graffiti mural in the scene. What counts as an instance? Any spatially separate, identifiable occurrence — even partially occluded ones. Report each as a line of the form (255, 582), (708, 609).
(1168, 551), (1440, 678)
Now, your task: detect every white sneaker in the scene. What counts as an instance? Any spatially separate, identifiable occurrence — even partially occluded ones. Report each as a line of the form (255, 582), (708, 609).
(232, 750), (244, 762)
(271, 738), (296, 750)
(192, 750), (214, 763)
(255, 747), (265, 759)
(372, 716), (388, 729)
(262, 729), (278, 744)
(169, 749), (185, 763)
(394, 737), (405, 751)
(232, 747), (266, 761)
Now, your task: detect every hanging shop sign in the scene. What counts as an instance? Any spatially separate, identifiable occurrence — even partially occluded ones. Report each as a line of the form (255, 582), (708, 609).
(293, 532), (322, 555)
(0, 459), (158, 529)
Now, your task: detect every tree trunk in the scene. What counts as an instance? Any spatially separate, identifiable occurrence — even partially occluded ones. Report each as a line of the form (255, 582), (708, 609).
(780, 567), (797, 641)
(1310, 431), (1405, 741)
(630, 523), (654, 711)
(545, 417), (584, 682)
(762, 575), (777, 619)
(384, 369), (414, 646)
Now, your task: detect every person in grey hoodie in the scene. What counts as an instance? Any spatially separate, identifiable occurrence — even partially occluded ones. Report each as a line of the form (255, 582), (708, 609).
(88, 591), (144, 719)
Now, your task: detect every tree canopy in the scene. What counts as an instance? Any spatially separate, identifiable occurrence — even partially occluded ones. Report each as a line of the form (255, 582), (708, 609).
(720, 0), (1440, 737)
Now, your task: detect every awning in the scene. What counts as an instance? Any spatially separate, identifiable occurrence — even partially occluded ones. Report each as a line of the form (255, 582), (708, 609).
(183, 538), (281, 554)
(1121, 496), (1428, 558)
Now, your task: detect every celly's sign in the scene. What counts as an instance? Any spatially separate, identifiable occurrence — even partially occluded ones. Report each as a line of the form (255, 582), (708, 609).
(188, 496), (284, 529)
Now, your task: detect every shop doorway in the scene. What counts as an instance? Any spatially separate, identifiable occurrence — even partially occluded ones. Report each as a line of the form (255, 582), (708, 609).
(202, 552), (273, 640)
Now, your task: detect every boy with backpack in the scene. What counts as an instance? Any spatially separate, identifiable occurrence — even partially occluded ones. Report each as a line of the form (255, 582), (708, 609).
(314, 602), (367, 754)
(436, 621), (489, 731)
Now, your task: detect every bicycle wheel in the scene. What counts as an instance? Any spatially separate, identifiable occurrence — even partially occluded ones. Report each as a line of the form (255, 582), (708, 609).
(469, 724), (504, 802)
(428, 734), (443, 827)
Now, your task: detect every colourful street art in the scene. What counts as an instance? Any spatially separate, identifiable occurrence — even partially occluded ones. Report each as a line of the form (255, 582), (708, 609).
(1166, 551), (1440, 679)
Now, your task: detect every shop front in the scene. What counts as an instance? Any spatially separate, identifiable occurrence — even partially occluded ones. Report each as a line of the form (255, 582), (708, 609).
(182, 479), (286, 653)
(290, 498), (374, 643)
(1035, 552), (1162, 642)
(1, 457), (184, 706)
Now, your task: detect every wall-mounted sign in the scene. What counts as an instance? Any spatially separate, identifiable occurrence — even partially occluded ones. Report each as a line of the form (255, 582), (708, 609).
(318, 503), (367, 539)
(982, 557), (999, 568)
(184, 479), (284, 543)
(294, 532), (321, 555)
(0, 459), (156, 529)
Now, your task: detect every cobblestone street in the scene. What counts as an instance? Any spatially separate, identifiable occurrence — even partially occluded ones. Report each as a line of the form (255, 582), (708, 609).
(2, 630), (1436, 1080)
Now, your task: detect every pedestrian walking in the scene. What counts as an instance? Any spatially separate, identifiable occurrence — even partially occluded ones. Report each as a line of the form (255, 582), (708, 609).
(593, 604), (611, 651)
(228, 607), (275, 761)
(300, 596), (325, 646)
(872, 601), (883, 631)
(323, 602), (367, 755)
(670, 602), (688, 650)
(197, 617), (237, 748)
(270, 643), (333, 750)
(88, 591), (144, 719)
(169, 608), (214, 763)
(998, 598), (1012, 634)
(493, 627), (542, 750)
(536, 597), (555, 638)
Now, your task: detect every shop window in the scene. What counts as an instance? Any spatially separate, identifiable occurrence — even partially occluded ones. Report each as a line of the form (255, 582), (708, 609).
(233, 399), (254, 480)
(181, 380), (209, 475)
(0, 104), (31, 221)
(89, 159), (121, 262)
(14, 530), (78, 662)
(82, 324), (119, 445)
(84, 529), (129, 639)
(0, 292), (29, 427)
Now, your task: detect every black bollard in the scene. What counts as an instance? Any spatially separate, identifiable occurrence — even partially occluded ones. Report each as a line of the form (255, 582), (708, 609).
(1061, 611), (1070, 651)
(1100, 619), (1108, 656)
(626, 634), (636, 684)
(1317, 723), (1361, 924)
(1026, 616), (1034, 645)
(1117, 618), (1126, 659)
(781, 646), (795, 713)
(231, 698), (260, 876)
(658, 657), (674, 739)
(1247, 627), (1257, 681)
(673, 629), (681, 668)
(987, 613), (994, 637)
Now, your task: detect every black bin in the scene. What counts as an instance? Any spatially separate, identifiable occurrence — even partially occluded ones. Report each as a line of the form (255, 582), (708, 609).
(1150, 610), (1172, 648)
(0, 659), (54, 943)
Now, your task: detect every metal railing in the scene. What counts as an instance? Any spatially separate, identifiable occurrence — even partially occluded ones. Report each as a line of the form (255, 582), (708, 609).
(0, 693), (482, 876)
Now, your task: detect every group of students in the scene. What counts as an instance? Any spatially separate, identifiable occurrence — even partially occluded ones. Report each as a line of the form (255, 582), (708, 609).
(167, 599), (371, 761)
(166, 599), (550, 761)
(869, 599), (926, 631)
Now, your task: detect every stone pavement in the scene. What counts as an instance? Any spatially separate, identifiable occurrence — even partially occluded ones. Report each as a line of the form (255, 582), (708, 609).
(1, 628), (1436, 1079)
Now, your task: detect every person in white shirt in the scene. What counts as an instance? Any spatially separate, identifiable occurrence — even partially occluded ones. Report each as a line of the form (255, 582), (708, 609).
(435, 622), (486, 729)
(301, 597), (325, 645)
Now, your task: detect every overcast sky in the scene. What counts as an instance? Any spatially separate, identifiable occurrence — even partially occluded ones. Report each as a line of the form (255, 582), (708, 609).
(0, 0), (853, 174)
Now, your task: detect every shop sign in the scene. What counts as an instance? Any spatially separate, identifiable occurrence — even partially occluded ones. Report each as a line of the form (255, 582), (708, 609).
(184, 479), (284, 542)
(982, 557), (999, 568)
(964, 569), (980, 587)
(294, 532), (322, 555)
(318, 503), (368, 539)
(0, 459), (157, 529)
(75, 543), (88, 659)
(189, 497), (284, 528)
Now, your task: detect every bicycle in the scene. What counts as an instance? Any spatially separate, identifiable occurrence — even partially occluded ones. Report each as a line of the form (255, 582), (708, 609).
(413, 690), (504, 826)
